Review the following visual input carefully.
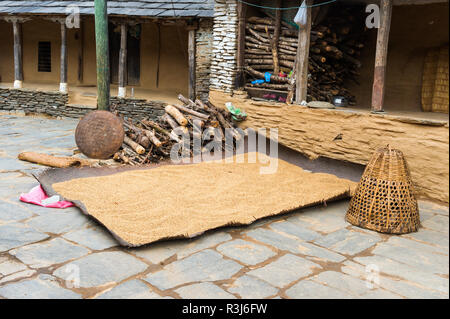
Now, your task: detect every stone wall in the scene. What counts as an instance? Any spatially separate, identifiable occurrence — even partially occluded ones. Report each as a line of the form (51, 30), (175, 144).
(210, 0), (238, 93)
(0, 88), (165, 120)
(195, 18), (214, 102)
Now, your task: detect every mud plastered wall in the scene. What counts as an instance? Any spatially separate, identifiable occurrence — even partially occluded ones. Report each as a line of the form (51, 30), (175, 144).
(210, 90), (449, 203)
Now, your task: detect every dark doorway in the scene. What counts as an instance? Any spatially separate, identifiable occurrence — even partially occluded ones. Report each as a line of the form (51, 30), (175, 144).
(109, 23), (141, 85)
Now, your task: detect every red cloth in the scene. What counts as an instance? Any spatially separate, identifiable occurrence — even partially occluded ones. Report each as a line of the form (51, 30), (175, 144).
(20, 185), (74, 208)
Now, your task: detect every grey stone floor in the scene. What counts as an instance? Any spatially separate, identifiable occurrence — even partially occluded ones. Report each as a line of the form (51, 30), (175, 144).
(0, 111), (448, 299)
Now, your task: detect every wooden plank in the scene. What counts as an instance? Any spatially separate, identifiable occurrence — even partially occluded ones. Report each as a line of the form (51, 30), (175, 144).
(118, 23), (127, 97)
(371, 0), (393, 112)
(188, 26), (196, 101)
(12, 20), (23, 88)
(295, 0), (312, 104)
(60, 22), (68, 92)
(235, 0), (247, 89)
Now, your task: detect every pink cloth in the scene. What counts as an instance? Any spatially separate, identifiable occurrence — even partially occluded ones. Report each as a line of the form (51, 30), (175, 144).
(20, 185), (74, 208)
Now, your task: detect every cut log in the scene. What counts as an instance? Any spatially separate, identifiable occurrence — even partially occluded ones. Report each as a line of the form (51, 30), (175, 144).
(165, 105), (188, 126)
(143, 129), (163, 148)
(124, 136), (146, 155)
(245, 66), (289, 83)
(18, 152), (92, 168)
(172, 104), (210, 120)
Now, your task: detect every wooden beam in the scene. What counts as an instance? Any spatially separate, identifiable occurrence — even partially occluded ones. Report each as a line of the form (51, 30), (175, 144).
(371, 0), (393, 112)
(118, 23), (127, 98)
(235, 0), (247, 89)
(187, 25), (196, 101)
(60, 22), (68, 93)
(295, 0), (312, 104)
(12, 20), (23, 89)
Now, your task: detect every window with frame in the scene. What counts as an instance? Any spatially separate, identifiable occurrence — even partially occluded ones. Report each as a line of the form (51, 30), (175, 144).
(38, 41), (51, 72)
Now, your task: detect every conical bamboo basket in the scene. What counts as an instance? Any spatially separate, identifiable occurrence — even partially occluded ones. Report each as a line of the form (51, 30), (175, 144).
(346, 145), (420, 234)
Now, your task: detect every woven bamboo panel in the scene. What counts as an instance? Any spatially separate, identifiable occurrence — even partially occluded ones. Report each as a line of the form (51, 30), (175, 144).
(431, 46), (449, 114)
(346, 145), (420, 234)
(421, 48), (439, 112)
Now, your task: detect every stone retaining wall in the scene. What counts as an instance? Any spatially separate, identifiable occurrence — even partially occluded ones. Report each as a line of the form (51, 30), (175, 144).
(210, 0), (238, 93)
(0, 88), (165, 120)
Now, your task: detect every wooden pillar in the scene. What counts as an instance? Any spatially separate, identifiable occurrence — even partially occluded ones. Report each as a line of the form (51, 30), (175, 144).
(371, 0), (393, 113)
(77, 19), (84, 83)
(94, 0), (110, 110)
(187, 25), (196, 101)
(118, 23), (127, 98)
(295, 0), (312, 104)
(235, 0), (247, 89)
(12, 20), (23, 89)
(272, 0), (282, 75)
(60, 22), (68, 93)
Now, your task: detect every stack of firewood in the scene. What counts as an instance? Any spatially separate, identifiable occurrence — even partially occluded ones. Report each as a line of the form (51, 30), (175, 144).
(113, 95), (241, 165)
(244, 5), (366, 105)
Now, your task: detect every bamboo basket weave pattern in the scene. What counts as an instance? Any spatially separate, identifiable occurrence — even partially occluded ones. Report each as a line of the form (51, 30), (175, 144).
(346, 146), (420, 234)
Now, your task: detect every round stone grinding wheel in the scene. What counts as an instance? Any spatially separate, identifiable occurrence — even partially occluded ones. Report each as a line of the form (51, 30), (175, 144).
(75, 110), (124, 159)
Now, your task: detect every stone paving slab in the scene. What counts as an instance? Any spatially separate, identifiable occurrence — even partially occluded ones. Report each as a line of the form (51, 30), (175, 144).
(315, 228), (381, 255)
(0, 256), (27, 276)
(0, 223), (49, 252)
(0, 269), (37, 285)
(269, 220), (322, 241)
(405, 229), (449, 249)
(0, 274), (81, 299)
(0, 200), (33, 222)
(247, 254), (321, 288)
(225, 275), (278, 299)
(63, 226), (118, 251)
(175, 282), (236, 299)
(285, 279), (353, 299)
(372, 239), (448, 275)
(53, 251), (148, 288)
(96, 280), (164, 299)
(10, 238), (90, 269)
(27, 210), (93, 234)
(421, 215), (449, 233)
(144, 249), (242, 290)
(311, 271), (371, 297)
(354, 255), (449, 294)
(216, 239), (276, 265)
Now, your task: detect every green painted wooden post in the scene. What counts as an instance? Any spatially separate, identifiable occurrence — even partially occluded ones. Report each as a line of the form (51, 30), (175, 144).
(94, 0), (110, 110)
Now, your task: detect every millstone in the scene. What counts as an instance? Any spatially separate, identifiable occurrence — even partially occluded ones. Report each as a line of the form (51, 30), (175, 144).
(75, 110), (124, 159)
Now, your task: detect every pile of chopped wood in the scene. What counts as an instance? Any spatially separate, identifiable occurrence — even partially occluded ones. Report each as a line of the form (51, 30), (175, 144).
(113, 95), (241, 165)
(244, 5), (367, 105)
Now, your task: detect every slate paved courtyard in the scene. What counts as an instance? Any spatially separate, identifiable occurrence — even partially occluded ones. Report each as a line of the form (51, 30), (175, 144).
(0, 111), (448, 299)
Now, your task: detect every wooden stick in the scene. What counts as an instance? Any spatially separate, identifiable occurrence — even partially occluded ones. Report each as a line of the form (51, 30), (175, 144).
(141, 119), (181, 143)
(178, 94), (198, 109)
(172, 104), (209, 120)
